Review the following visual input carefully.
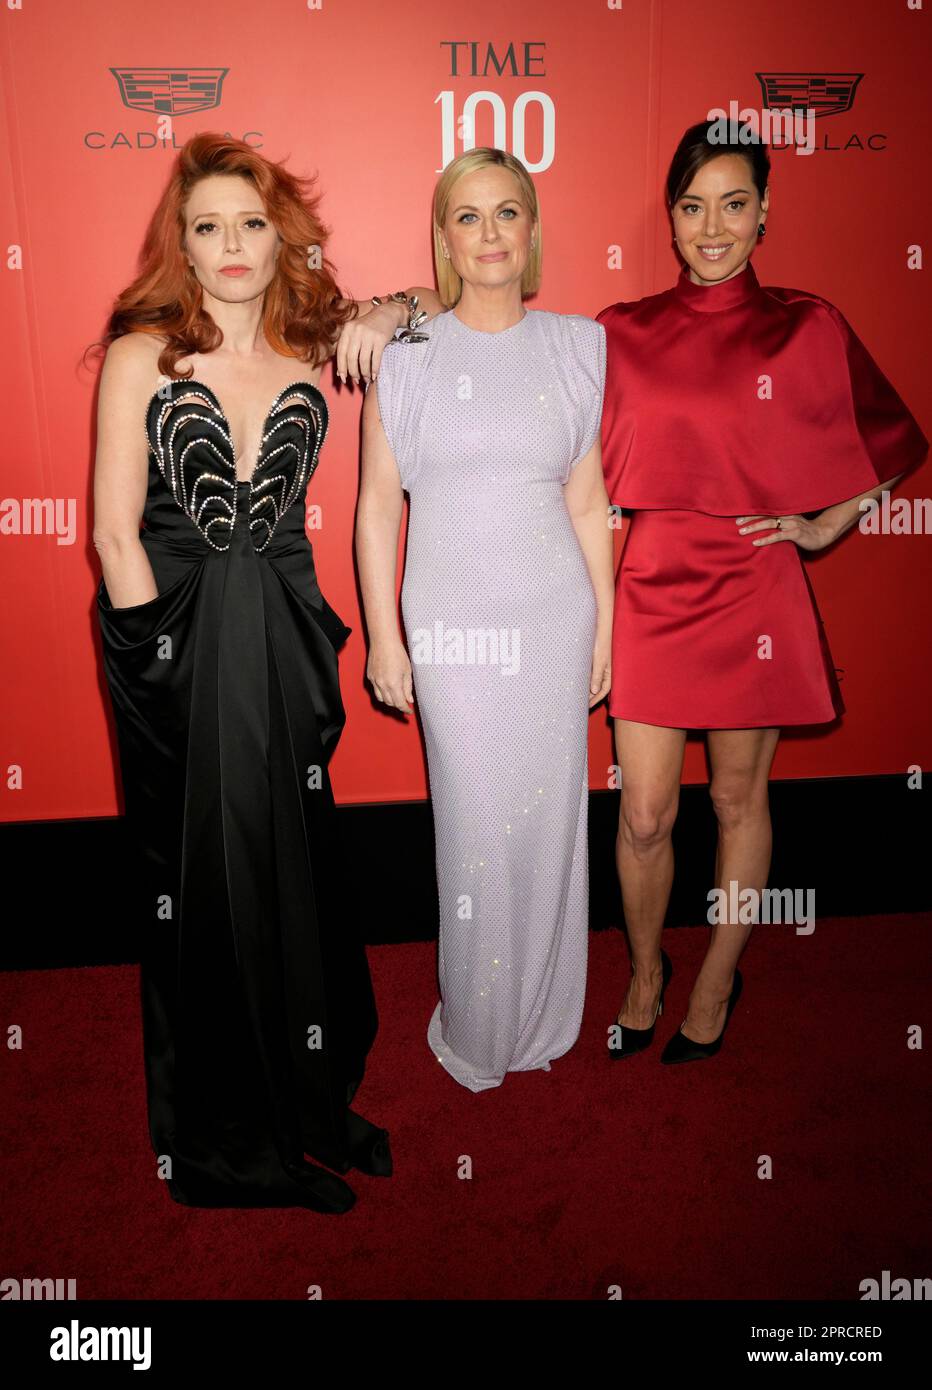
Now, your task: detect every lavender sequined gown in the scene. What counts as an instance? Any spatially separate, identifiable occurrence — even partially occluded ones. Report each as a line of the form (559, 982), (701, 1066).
(376, 309), (606, 1091)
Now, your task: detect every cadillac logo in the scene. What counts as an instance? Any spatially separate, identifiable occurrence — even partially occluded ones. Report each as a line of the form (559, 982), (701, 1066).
(755, 72), (863, 119)
(110, 67), (229, 116)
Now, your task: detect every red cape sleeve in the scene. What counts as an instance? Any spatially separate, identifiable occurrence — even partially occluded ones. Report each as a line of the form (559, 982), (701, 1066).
(821, 301), (928, 488)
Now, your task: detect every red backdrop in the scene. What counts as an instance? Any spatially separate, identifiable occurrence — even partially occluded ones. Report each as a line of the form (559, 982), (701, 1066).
(1, 0), (929, 820)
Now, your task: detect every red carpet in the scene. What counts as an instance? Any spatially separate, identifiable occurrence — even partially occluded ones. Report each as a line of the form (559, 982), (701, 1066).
(1, 913), (928, 1300)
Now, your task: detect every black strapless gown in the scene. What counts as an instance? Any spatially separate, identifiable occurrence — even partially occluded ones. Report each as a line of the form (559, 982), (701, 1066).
(96, 378), (390, 1214)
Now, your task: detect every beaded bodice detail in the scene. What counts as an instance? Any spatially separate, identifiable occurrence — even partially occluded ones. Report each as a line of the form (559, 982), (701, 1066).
(144, 379), (328, 553)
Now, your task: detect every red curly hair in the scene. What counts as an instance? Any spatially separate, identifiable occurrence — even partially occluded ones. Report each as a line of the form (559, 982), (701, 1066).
(91, 133), (357, 378)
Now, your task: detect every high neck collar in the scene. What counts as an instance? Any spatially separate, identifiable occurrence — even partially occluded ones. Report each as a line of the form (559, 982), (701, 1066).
(673, 259), (761, 313)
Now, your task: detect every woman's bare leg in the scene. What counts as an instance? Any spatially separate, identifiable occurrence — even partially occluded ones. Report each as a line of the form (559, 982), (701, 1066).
(681, 726), (780, 1043)
(613, 719), (687, 1026)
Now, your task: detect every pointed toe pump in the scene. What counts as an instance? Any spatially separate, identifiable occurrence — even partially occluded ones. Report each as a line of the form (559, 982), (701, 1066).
(608, 948), (673, 1060)
(660, 968), (743, 1065)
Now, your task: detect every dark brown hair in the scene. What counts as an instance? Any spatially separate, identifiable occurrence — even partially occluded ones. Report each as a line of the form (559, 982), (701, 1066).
(666, 119), (771, 209)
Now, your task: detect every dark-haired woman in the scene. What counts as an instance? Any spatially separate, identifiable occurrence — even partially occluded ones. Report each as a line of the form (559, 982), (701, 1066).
(598, 120), (928, 1064)
(92, 134), (442, 1212)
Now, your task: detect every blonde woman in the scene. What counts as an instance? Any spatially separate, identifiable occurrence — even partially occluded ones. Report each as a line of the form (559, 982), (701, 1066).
(356, 148), (613, 1091)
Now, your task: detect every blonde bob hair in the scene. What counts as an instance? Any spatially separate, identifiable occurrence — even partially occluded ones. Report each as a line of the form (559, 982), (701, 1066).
(433, 147), (542, 308)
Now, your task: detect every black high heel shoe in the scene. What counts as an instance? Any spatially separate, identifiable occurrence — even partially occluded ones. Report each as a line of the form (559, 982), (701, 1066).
(660, 968), (743, 1064)
(608, 948), (673, 1059)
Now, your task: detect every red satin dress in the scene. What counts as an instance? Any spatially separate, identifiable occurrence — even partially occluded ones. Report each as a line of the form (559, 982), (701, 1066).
(596, 262), (928, 728)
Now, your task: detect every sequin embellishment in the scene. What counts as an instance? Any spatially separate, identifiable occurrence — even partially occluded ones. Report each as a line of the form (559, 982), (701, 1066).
(144, 379), (328, 553)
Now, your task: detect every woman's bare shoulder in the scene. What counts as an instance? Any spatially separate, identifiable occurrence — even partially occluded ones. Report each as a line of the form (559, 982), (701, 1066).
(102, 331), (165, 380)
(97, 334), (168, 429)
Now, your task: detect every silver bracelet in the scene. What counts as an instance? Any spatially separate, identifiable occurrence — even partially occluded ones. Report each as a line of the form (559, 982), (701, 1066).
(371, 290), (430, 344)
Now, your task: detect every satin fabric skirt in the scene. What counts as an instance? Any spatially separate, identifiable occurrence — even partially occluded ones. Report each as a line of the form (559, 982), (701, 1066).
(96, 483), (389, 1209)
(608, 508), (844, 728)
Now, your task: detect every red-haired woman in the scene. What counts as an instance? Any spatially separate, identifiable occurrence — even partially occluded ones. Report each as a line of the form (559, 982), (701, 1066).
(598, 120), (928, 1065)
(92, 134), (442, 1213)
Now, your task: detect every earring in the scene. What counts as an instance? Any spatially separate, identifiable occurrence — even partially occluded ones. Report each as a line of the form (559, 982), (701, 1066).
(758, 222), (766, 238)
